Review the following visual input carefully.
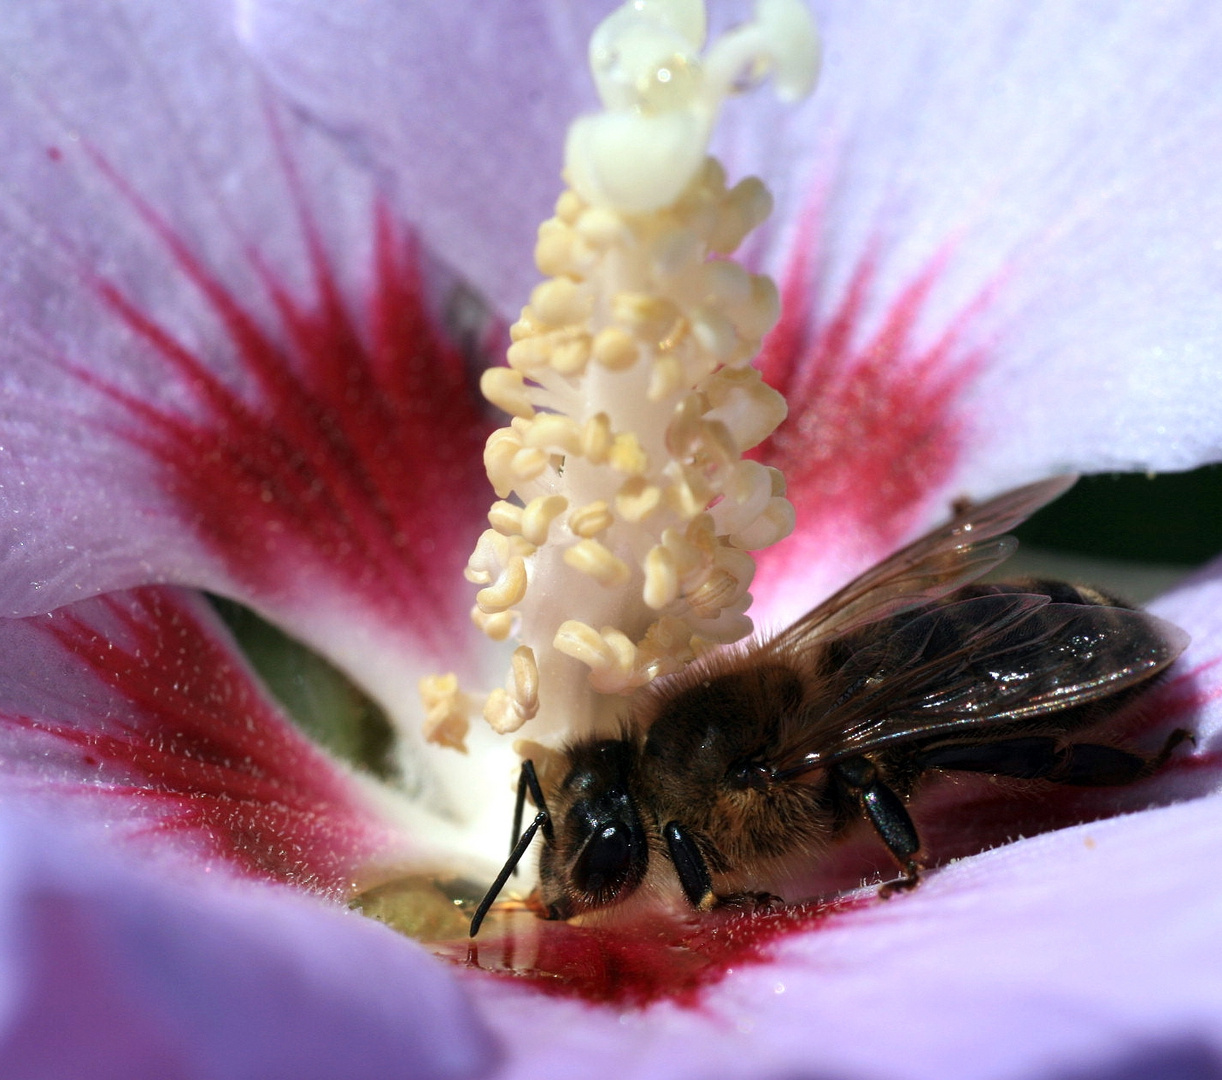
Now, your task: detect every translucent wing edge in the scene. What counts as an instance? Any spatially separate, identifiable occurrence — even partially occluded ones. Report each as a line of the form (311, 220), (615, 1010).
(764, 475), (1077, 656)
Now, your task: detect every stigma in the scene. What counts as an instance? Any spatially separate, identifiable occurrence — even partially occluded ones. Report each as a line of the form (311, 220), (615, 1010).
(449, 0), (820, 747)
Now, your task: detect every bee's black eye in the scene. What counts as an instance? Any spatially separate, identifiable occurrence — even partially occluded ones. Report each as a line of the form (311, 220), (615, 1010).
(573, 822), (637, 897)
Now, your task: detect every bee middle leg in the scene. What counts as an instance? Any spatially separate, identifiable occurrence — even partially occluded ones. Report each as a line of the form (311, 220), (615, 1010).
(833, 756), (922, 892)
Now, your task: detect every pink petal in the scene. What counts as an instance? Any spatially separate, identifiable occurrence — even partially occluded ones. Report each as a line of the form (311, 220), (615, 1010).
(0, 0), (493, 690)
(0, 812), (496, 1080)
(0, 586), (407, 892)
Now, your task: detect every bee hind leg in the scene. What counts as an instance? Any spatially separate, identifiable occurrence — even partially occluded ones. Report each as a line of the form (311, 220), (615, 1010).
(917, 729), (1192, 788)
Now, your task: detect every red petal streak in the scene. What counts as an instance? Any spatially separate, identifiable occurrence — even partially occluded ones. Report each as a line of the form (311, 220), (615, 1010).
(440, 896), (864, 1009)
(755, 203), (990, 584)
(0, 587), (396, 894)
(62, 142), (491, 660)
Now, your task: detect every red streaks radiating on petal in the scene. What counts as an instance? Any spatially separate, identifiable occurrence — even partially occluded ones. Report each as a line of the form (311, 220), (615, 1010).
(70, 147), (491, 660)
(755, 205), (988, 567)
(0, 587), (395, 894)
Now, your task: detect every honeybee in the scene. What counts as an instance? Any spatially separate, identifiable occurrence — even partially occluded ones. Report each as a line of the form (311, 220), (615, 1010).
(469, 476), (1190, 936)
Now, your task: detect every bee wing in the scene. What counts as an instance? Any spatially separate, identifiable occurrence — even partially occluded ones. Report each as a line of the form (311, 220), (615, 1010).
(774, 591), (1189, 777)
(763, 475), (1077, 657)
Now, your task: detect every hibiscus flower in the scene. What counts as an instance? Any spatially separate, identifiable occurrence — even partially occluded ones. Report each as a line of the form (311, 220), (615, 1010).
(0, 1), (1220, 1078)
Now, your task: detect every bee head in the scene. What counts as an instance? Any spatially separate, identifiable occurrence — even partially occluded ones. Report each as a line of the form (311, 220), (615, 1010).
(539, 739), (648, 917)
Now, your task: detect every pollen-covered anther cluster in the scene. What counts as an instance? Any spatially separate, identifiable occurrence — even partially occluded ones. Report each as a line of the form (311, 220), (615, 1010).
(464, 155), (795, 734)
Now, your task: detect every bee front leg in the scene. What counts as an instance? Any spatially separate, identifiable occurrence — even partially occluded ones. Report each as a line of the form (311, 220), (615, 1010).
(663, 821), (717, 912)
(834, 757), (922, 895)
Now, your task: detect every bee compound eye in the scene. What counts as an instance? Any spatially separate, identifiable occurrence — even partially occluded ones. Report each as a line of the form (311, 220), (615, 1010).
(573, 821), (637, 897)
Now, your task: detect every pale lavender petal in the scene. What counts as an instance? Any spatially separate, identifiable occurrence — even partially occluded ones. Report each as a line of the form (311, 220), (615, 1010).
(745, 0), (1222, 496)
(0, 812), (496, 1080)
(721, 0), (1222, 621)
(0, 0), (494, 708)
(465, 563), (1222, 1080)
(237, 0), (600, 316)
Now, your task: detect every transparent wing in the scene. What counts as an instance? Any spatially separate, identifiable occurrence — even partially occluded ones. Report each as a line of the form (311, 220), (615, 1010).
(774, 592), (1189, 778)
(763, 475), (1077, 658)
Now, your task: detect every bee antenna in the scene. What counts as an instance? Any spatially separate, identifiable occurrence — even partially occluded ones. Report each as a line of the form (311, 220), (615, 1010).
(510, 759), (554, 862)
(469, 810), (550, 938)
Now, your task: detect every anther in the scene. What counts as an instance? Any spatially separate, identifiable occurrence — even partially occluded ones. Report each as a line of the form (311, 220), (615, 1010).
(563, 539), (632, 588)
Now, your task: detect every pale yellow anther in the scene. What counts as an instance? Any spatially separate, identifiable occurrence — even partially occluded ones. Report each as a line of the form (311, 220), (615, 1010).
(531, 277), (590, 328)
(647, 355), (685, 402)
(690, 308), (738, 363)
(637, 615), (699, 678)
(483, 689), (525, 735)
(582, 413), (613, 464)
(708, 176), (773, 254)
(609, 431), (649, 475)
(592, 326), (639, 371)
(743, 273), (782, 340)
(554, 620), (642, 694)
(714, 458), (774, 535)
(484, 429), (524, 498)
(506, 336), (551, 372)
(553, 619), (614, 671)
(643, 545), (680, 610)
(598, 627), (639, 684)
(535, 219), (577, 277)
(768, 466), (787, 497)
(419, 673), (472, 753)
(569, 500), (614, 538)
(612, 293), (682, 343)
(465, 528), (510, 585)
(521, 494), (569, 546)
(476, 554), (528, 613)
(703, 260), (753, 306)
(563, 538), (632, 588)
(509, 447), (549, 483)
(510, 645), (540, 721)
(704, 366), (787, 451)
(555, 188), (586, 225)
(687, 567), (742, 619)
(510, 306), (546, 341)
(615, 477), (661, 523)
(480, 367), (537, 419)
(714, 542), (757, 585)
(487, 500), (524, 536)
(666, 476), (706, 521)
(575, 206), (627, 248)
(731, 496), (796, 550)
(660, 524), (708, 583)
(471, 606), (516, 642)
(522, 414), (583, 455)
(549, 335), (592, 376)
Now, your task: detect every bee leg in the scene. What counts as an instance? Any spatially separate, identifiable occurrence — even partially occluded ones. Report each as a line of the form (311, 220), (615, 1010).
(470, 810), (550, 938)
(917, 729), (1192, 787)
(509, 759), (554, 867)
(834, 757), (922, 894)
(663, 822), (716, 911)
(717, 891), (786, 913)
